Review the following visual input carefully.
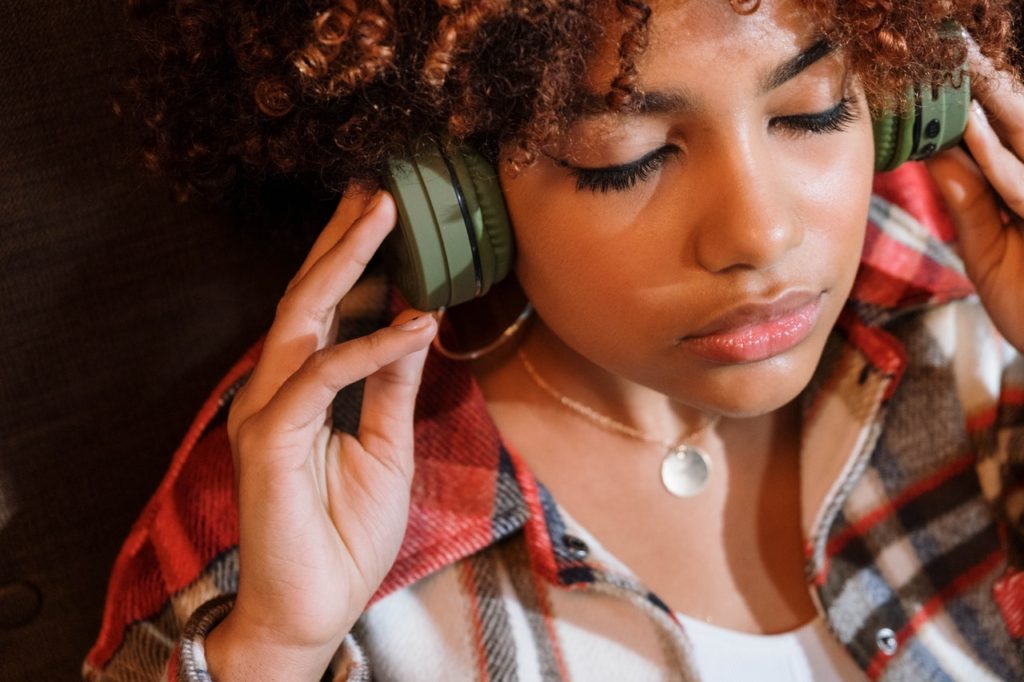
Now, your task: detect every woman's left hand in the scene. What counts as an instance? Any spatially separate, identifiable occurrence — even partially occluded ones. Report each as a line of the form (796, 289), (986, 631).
(926, 46), (1024, 353)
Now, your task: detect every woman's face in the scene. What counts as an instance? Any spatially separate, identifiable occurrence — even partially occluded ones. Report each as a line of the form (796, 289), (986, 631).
(499, 0), (875, 418)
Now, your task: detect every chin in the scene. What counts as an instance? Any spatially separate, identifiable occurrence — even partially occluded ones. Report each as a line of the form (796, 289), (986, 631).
(664, 340), (824, 419)
(705, 379), (808, 418)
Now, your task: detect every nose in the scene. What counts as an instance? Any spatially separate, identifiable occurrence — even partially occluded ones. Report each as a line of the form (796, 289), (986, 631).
(690, 134), (804, 274)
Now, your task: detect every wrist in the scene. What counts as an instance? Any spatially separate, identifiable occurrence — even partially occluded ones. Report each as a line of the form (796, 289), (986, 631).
(204, 610), (342, 682)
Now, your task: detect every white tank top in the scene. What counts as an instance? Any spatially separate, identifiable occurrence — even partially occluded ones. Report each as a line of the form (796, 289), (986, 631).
(556, 506), (867, 680)
(674, 611), (867, 681)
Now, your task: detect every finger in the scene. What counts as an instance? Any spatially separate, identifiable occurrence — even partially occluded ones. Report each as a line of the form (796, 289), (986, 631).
(356, 309), (437, 478)
(228, 191), (390, 446)
(246, 315), (437, 467)
(966, 40), (1024, 152)
(242, 193), (398, 415)
(962, 101), (1024, 217)
(925, 145), (1006, 286)
(285, 181), (379, 293)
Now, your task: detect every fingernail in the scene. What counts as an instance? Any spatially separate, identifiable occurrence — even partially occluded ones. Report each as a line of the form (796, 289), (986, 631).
(971, 100), (990, 129)
(396, 315), (432, 331)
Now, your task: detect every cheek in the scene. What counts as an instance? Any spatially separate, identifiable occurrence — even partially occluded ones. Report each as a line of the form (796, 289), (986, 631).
(505, 205), (661, 372)
(510, 197), (653, 321)
(503, 168), (614, 294)
(794, 127), (876, 278)
(827, 167), (874, 279)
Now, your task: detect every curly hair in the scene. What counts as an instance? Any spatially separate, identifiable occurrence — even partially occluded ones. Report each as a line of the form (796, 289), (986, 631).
(124, 0), (1019, 207)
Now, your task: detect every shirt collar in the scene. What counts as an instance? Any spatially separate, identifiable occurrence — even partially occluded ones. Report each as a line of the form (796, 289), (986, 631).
(798, 166), (974, 578)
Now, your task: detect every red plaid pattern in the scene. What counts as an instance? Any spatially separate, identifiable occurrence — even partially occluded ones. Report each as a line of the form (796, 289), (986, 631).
(85, 164), (1023, 681)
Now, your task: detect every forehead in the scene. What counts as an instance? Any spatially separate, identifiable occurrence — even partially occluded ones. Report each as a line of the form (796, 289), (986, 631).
(585, 0), (821, 92)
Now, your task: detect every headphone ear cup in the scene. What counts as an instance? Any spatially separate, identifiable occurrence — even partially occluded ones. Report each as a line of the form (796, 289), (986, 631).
(873, 23), (970, 171)
(384, 143), (456, 311)
(872, 74), (970, 172)
(383, 138), (515, 310)
(913, 71), (971, 159)
(445, 143), (515, 296)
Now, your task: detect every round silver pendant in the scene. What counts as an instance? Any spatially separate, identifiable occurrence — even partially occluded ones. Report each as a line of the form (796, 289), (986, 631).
(660, 446), (711, 497)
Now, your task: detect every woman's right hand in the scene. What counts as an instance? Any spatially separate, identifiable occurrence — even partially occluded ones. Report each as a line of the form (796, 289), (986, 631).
(204, 189), (436, 681)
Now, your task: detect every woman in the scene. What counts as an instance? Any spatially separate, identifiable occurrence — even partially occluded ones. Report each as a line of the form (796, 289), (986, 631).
(86, 0), (1023, 679)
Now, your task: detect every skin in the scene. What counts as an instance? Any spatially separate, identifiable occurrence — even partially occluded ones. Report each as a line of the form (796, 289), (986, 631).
(496, 0), (875, 427)
(203, 1), (1024, 679)
(926, 40), (1024, 354)
(476, 0), (875, 633)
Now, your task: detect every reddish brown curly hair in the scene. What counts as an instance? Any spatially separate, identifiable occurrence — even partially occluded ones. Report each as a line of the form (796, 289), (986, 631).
(125, 0), (1019, 205)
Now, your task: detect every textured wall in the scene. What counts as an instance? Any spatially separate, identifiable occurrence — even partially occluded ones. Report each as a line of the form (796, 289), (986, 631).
(0, 3), (312, 679)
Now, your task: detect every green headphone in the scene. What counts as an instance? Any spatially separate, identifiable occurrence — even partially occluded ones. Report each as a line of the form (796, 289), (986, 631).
(384, 62), (969, 311)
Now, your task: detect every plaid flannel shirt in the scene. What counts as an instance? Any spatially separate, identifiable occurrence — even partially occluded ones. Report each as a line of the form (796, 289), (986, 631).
(85, 165), (1024, 681)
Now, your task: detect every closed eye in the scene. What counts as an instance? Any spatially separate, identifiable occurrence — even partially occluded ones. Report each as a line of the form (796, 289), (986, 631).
(559, 145), (680, 194)
(771, 96), (858, 136)
(558, 97), (857, 193)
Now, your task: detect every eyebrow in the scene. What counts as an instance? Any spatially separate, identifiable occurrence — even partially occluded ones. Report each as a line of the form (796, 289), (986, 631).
(761, 38), (833, 91)
(579, 37), (834, 117)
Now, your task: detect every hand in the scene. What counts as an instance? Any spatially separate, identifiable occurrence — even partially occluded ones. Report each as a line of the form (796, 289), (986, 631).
(206, 188), (436, 680)
(926, 46), (1024, 353)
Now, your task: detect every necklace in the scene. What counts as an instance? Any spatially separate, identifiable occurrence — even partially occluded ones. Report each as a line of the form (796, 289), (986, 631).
(517, 349), (718, 498)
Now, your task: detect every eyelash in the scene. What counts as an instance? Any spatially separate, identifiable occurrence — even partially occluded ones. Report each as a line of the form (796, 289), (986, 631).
(567, 97), (858, 194)
(566, 146), (679, 194)
(771, 96), (857, 136)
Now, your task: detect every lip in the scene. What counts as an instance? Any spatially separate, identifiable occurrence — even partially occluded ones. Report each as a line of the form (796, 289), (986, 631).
(678, 290), (824, 364)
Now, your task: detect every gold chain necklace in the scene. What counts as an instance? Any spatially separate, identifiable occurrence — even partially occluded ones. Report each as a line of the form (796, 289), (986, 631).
(517, 349), (718, 497)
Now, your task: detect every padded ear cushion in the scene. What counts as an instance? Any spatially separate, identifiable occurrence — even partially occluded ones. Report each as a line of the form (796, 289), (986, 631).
(872, 109), (900, 172)
(444, 141), (515, 296)
(873, 87), (918, 172)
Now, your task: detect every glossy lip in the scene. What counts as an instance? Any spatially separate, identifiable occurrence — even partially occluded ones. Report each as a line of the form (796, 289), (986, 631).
(677, 290), (824, 365)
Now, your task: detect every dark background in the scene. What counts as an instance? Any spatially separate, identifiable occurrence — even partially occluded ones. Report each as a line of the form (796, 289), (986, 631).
(1, 3), (1023, 681)
(0, 2), (321, 679)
